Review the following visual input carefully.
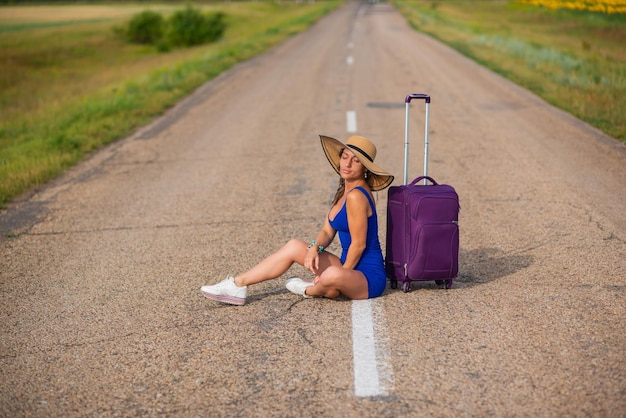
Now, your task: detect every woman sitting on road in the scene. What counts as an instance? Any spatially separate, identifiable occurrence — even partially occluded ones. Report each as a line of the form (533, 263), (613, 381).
(200, 135), (394, 305)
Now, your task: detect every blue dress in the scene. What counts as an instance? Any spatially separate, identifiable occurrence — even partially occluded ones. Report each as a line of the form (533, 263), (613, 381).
(328, 186), (387, 298)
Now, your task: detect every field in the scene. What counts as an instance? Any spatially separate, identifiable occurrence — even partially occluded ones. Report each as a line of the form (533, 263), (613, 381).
(0, 1), (342, 207)
(1, 0), (624, 208)
(391, 0), (625, 144)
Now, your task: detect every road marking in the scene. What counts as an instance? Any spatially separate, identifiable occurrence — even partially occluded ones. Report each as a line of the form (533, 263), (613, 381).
(346, 111), (357, 133)
(347, 56), (354, 65)
(352, 299), (393, 397)
(345, 88), (392, 398)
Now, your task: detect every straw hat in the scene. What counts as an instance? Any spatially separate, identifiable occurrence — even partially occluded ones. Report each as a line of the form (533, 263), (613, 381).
(320, 134), (394, 191)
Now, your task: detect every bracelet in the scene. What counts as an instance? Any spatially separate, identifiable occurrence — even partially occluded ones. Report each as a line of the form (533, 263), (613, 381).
(307, 240), (324, 254)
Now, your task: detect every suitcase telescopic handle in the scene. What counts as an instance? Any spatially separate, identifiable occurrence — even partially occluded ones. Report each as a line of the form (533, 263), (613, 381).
(404, 94), (431, 185)
(405, 94), (431, 103)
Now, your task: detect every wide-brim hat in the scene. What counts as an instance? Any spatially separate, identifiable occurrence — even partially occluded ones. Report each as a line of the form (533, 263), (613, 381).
(320, 134), (394, 192)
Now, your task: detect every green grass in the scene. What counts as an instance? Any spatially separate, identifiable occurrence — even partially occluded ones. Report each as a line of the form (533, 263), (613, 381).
(0, 1), (343, 207)
(390, 0), (625, 143)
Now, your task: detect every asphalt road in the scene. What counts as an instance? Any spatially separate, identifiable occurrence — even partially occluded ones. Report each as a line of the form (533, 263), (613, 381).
(1, 1), (625, 416)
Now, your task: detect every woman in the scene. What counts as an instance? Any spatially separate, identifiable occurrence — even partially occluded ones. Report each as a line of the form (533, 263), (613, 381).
(200, 134), (394, 305)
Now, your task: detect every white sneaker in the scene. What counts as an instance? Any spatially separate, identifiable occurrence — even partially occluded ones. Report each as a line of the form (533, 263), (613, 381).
(201, 276), (247, 305)
(285, 277), (313, 298)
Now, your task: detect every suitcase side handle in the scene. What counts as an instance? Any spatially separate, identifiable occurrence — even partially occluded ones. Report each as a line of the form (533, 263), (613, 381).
(410, 176), (438, 186)
(405, 93), (431, 104)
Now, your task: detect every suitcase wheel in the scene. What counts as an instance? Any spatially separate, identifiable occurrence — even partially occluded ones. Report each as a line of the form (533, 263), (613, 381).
(390, 279), (398, 289)
(435, 280), (453, 289)
(401, 282), (411, 293)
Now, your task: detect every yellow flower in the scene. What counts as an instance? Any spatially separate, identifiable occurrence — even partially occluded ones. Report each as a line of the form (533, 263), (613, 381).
(516, 0), (626, 13)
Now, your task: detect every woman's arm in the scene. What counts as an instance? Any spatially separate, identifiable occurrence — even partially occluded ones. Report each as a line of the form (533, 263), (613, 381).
(305, 218), (336, 273)
(343, 190), (370, 270)
(313, 218), (336, 251)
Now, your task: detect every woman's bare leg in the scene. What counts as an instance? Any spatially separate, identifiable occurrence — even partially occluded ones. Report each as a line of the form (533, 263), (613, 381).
(306, 266), (369, 300)
(234, 239), (308, 286)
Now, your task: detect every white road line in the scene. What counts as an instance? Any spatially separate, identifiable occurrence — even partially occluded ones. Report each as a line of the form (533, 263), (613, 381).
(346, 103), (393, 398)
(352, 300), (380, 397)
(352, 299), (393, 397)
(346, 111), (357, 133)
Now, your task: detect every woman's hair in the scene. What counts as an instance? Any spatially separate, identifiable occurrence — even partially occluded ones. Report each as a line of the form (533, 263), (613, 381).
(331, 177), (345, 206)
(331, 148), (372, 206)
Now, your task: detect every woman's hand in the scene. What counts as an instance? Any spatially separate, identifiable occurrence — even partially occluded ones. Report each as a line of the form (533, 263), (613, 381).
(304, 247), (319, 273)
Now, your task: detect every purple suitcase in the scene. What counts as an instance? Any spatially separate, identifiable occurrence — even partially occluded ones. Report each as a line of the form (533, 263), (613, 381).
(385, 94), (460, 292)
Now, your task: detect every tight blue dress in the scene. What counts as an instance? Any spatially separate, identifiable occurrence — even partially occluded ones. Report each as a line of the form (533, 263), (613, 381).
(328, 186), (387, 298)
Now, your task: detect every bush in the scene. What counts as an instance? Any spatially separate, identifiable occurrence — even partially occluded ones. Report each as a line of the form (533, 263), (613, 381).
(168, 6), (226, 47)
(118, 7), (226, 51)
(126, 10), (165, 45)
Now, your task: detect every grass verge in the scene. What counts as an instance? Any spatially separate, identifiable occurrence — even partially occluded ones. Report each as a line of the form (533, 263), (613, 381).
(390, 0), (625, 143)
(0, 1), (343, 207)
